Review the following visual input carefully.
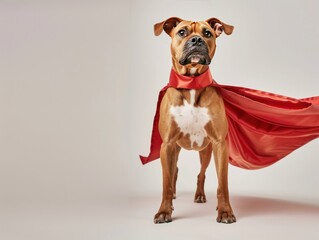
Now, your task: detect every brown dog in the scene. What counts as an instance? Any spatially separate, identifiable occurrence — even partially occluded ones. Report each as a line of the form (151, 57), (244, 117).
(153, 17), (236, 224)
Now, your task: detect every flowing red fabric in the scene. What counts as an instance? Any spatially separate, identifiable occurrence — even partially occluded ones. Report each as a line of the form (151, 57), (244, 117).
(140, 68), (319, 169)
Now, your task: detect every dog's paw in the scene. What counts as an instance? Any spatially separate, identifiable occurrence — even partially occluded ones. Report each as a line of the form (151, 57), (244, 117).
(194, 194), (206, 203)
(216, 207), (236, 224)
(154, 212), (172, 224)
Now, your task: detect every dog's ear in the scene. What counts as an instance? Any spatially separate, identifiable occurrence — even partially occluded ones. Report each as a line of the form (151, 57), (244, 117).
(206, 18), (234, 37)
(154, 17), (184, 36)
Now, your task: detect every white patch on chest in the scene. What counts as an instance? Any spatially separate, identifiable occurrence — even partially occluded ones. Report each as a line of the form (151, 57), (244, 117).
(169, 90), (211, 147)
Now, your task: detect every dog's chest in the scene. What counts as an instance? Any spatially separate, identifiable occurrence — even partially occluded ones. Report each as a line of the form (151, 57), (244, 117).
(169, 90), (211, 147)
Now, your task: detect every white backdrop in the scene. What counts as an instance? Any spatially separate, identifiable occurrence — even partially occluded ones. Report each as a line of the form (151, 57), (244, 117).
(0, 0), (318, 239)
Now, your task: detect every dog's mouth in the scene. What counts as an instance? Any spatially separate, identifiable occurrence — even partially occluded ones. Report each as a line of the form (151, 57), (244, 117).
(190, 55), (202, 63)
(179, 52), (211, 65)
(179, 42), (211, 66)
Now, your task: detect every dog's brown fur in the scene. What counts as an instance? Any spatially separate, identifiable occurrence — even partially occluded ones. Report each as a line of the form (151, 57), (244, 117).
(153, 17), (236, 224)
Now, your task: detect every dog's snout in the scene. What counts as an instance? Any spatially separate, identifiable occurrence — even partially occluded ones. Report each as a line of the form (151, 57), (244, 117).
(179, 34), (210, 66)
(190, 36), (203, 46)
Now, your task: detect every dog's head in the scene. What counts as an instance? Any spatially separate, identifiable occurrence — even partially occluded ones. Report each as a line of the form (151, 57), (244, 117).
(154, 17), (233, 76)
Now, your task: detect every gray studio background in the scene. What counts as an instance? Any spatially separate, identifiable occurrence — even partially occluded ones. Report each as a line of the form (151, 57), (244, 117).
(0, 0), (318, 239)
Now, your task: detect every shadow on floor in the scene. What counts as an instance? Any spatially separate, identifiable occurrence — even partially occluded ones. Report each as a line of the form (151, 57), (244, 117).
(232, 194), (319, 218)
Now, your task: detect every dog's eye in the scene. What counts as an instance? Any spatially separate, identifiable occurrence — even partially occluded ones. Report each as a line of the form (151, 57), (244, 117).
(177, 29), (186, 37)
(204, 30), (212, 38)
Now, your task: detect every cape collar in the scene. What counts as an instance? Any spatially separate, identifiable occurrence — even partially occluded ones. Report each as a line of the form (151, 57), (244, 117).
(168, 68), (214, 89)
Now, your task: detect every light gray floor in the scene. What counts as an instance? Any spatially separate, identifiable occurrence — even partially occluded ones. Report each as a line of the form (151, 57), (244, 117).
(1, 191), (318, 240)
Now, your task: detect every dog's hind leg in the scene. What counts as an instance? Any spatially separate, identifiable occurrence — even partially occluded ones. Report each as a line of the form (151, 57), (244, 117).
(194, 143), (212, 203)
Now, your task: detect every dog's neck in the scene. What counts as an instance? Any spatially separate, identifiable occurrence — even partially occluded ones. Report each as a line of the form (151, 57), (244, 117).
(172, 59), (209, 76)
(168, 67), (214, 89)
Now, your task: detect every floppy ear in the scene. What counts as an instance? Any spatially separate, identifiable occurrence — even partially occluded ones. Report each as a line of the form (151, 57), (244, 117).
(206, 18), (234, 37)
(154, 17), (184, 36)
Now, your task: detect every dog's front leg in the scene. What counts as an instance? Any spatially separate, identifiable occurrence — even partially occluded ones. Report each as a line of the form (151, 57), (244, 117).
(154, 141), (178, 224)
(194, 143), (212, 203)
(213, 140), (236, 224)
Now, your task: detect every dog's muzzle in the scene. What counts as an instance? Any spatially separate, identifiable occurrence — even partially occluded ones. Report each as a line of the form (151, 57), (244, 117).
(179, 36), (211, 65)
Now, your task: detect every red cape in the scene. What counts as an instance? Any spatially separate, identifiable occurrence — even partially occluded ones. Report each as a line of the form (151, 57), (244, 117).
(140, 68), (319, 169)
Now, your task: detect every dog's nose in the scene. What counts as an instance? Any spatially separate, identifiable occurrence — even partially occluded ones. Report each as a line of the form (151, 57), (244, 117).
(190, 36), (203, 46)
